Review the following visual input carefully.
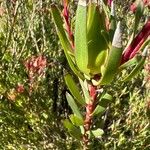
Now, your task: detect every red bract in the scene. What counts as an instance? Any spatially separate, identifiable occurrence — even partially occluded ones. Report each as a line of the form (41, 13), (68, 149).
(62, 0), (74, 49)
(122, 18), (150, 63)
(62, 0), (69, 23)
(88, 84), (97, 101)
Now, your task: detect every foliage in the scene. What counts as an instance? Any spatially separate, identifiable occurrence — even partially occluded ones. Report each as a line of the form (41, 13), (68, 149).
(52, 0), (150, 149)
(0, 0), (150, 149)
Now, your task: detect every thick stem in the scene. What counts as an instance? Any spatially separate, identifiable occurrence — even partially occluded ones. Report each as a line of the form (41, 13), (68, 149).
(82, 83), (98, 149)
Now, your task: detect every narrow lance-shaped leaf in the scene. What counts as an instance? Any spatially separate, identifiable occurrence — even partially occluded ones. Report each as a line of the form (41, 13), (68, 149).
(91, 128), (104, 138)
(87, 128), (104, 139)
(66, 92), (83, 119)
(92, 92), (113, 116)
(50, 4), (73, 54)
(99, 93), (113, 107)
(129, 36), (150, 59)
(122, 46), (148, 82)
(109, 1), (117, 41)
(118, 55), (142, 71)
(92, 105), (105, 116)
(64, 73), (86, 105)
(119, 38), (150, 71)
(69, 114), (84, 126)
(79, 78), (91, 104)
(133, 0), (144, 38)
(50, 4), (84, 79)
(93, 21), (123, 85)
(75, 0), (89, 75)
(63, 119), (82, 140)
(123, 17), (150, 57)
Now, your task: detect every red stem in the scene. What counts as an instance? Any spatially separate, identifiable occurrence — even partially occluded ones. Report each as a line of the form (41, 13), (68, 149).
(82, 83), (98, 148)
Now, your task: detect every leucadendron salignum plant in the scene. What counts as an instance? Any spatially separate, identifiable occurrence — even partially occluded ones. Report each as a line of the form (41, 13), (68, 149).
(51, 0), (150, 149)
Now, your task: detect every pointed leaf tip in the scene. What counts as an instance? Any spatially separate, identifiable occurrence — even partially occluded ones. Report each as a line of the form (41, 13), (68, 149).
(142, 46), (149, 57)
(111, 1), (115, 16)
(64, 73), (85, 105)
(66, 92), (83, 119)
(112, 21), (122, 48)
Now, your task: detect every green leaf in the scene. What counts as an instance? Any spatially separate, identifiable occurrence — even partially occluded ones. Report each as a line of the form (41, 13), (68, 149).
(75, 0), (90, 75)
(50, 5), (73, 53)
(87, 128), (104, 138)
(79, 78), (91, 104)
(86, 2), (108, 75)
(65, 48), (84, 80)
(122, 56), (146, 82)
(118, 55), (142, 71)
(50, 4), (84, 79)
(101, 93), (113, 101)
(69, 114), (84, 126)
(63, 119), (82, 140)
(91, 128), (104, 138)
(99, 93), (113, 108)
(92, 105), (105, 116)
(66, 92), (82, 119)
(64, 73), (85, 106)
(92, 22), (123, 86)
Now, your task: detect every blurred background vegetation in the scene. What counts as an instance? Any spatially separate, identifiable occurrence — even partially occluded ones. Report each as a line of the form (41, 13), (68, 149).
(0, 0), (150, 149)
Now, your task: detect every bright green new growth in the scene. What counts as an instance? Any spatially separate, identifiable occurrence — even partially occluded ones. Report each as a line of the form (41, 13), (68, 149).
(87, 2), (108, 74)
(75, 1), (108, 77)
(51, 0), (147, 87)
(93, 22), (123, 85)
(75, 1), (125, 86)
(50, 1), (149, 148)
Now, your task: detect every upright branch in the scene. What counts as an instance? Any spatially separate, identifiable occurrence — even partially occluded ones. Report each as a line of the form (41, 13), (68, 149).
(51, 0), (150, 148)
(83, 83), (98, 149)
